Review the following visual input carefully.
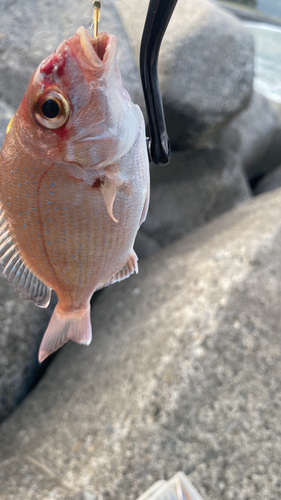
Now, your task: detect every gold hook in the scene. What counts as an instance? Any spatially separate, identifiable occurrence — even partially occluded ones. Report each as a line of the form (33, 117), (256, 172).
(93, 1), (101, 39)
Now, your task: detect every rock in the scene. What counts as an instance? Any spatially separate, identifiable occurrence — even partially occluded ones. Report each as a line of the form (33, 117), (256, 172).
(141, 148), (250, 246)
(253, 164), (281, 195)
(1, 190), (281, 499)
(0, 0), (143, 110)
(0, 276), (53, 423)
(249, 100), (281, 181)
(221, 91), (281, 180)
(0, 101), (14, 149)
(117, 0), (254, 147)
(134, 230), (161, 259)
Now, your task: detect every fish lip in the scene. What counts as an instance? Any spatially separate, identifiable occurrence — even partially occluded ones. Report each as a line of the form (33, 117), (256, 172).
(76, 26), (116, 71)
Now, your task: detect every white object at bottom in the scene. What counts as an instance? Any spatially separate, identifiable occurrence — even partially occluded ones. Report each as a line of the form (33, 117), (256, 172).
(136, 471), (205, 500)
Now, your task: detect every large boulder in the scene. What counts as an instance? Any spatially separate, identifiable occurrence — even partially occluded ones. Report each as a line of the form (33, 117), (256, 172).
(0, 0), (143, 110)
(134, 230), (161, 259)
(254, 164), (281, 195)
(1, 190), (281, 499)
(220, 91), (281, 180)
(117, 0), (254, 147)
(141, 148), (250, 246)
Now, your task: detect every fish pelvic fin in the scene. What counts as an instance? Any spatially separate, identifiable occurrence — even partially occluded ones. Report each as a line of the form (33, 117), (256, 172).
(102, 177), (118, 223)
(38, 303), (92, 363)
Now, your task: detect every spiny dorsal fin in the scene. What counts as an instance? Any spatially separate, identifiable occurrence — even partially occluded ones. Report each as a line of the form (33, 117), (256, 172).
(96, 250), (138, 291)
(0, 206), (51, 308)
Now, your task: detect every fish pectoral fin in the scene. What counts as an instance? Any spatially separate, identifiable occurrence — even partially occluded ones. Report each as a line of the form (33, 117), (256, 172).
(102, 177), (118, 223)
(38, 304), (92, 363)
(0, 206), (51, 308)
(96, 250), (139, 291)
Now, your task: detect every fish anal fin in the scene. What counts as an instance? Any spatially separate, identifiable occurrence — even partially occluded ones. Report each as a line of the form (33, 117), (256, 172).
(0, 204), (51, 308)
(96, 250), (138, 291)
(39, 304), (92, 363)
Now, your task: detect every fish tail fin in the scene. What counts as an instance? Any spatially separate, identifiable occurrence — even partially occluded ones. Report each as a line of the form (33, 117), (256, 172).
(38, 303), (92, 363)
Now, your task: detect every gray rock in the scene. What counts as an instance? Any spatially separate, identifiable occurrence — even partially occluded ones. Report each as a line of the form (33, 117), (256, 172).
(249, 100), (281, 181)
(117, 0), (254, 147)
(141, 149), (250, 246)
(253, 164), (281, 195)
(220, 91), (281, 180)
(1, 190), (281, 499)
(0, 0), (143, 110)
(0, 101), (14, 149)
(0, 276), (53, 423)
(134, 230), (161, 259)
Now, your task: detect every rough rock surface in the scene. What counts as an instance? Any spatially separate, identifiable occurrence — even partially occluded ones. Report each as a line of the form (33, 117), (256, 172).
(0, 0), (143, 110)
(134, 230), (161, 260)
(0, 190), (281, 500)
(0, 276), (53, 423)
(141, 149), (250, 246)
(117, 0), (254, 147)
(222, 91), (281, 180)
(254, 164), (281, 195)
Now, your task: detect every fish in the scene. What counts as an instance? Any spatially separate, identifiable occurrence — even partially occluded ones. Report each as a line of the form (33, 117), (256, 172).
(0, 25), (150, 362)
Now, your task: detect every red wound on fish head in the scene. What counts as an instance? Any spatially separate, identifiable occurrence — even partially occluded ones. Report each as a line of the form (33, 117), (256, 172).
(40, 50), (66, 79)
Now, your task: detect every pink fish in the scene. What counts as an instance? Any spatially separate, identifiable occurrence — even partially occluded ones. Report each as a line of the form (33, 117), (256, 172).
(0, 26), (149, 362)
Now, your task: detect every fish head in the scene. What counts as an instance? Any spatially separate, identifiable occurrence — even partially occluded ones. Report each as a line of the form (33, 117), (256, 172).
(10, 26), (139, 168)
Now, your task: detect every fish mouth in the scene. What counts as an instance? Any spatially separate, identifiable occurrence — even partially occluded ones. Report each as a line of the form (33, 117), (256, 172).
(76, 26), (116, 71)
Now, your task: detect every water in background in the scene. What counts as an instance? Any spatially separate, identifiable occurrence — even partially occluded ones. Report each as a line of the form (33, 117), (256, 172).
(244, 22), (281, 103)
(230, 0), (281, 19)
(257, 0), (281, 19)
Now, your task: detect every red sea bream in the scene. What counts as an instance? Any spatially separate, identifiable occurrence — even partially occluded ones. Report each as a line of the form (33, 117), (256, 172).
(0, 26), (150, 362)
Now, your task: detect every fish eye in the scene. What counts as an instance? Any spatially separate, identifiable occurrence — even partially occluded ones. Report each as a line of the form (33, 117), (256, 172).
(42, 99), (60, 119)
(34, 91), (70, 129)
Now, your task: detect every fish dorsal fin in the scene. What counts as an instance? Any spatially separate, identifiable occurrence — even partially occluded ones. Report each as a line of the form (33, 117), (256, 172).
(0, 207), (51, 308)
(96, 250), (139, 291)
